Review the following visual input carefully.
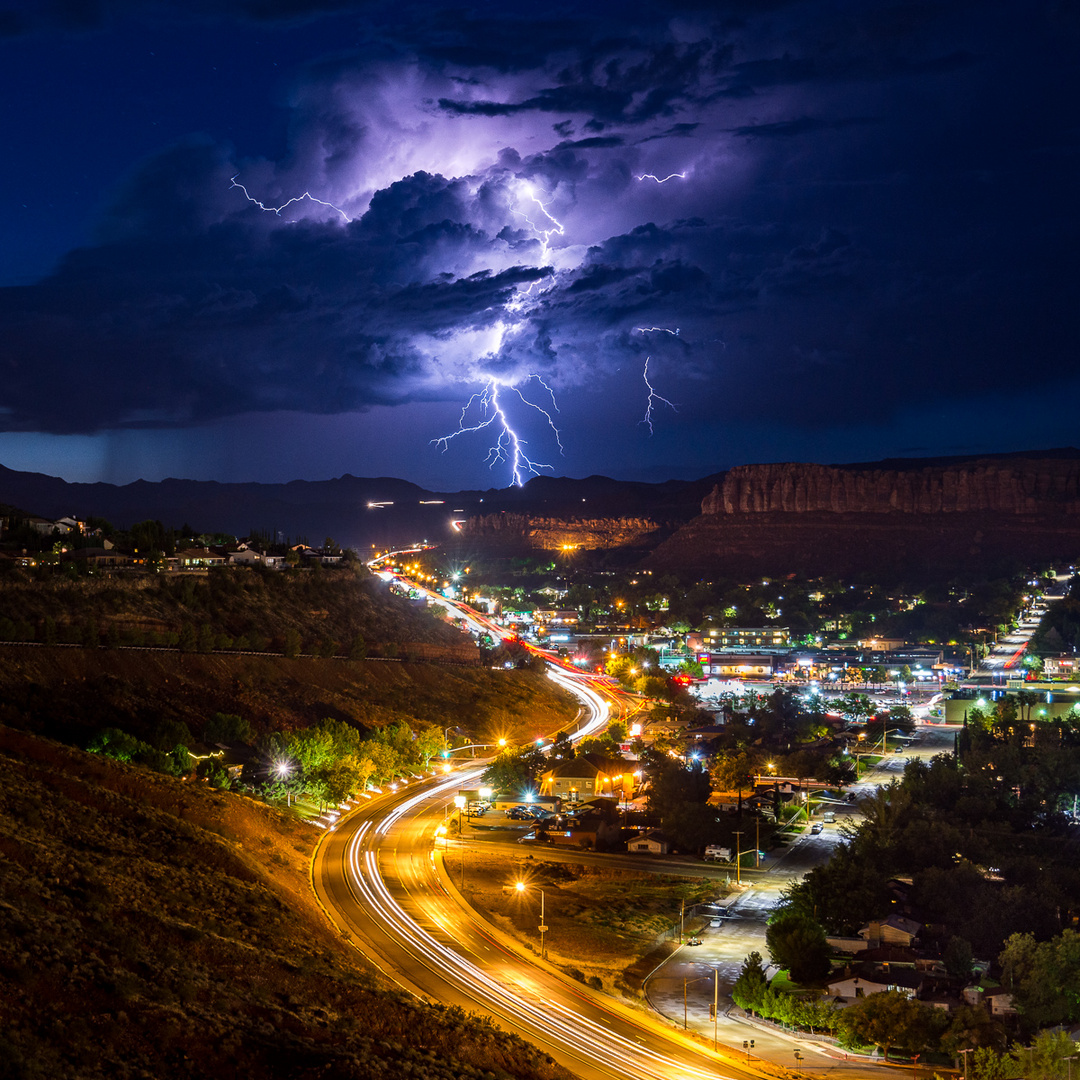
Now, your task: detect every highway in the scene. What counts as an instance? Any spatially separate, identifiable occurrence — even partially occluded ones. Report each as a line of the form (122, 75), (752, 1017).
(313, 766), (780, 1080)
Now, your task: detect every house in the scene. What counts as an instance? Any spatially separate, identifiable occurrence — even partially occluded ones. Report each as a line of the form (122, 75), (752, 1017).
(828, 966), (923, 1004)
(859, 915), (922, 948)
(70, 547), (130, 568)
(539, 758), (620, 801)
(170, 547), (227, 569)
(229, 547), (285, 569)
(963, 982), (1017, 1015)
(626, 830), (671, 855)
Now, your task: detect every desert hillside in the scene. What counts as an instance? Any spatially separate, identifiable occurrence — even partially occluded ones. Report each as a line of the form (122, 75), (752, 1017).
(0, 646), (577, 751)
(0, 725), (572, 1080)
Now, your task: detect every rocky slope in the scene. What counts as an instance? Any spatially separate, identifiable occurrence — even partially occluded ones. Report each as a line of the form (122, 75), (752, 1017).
(0, 726), (571, 1080)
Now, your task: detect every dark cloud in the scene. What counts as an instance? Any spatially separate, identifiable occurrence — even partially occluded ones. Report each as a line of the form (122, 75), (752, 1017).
(729, 115), (877, 139)
(0, 0), (1076, 485)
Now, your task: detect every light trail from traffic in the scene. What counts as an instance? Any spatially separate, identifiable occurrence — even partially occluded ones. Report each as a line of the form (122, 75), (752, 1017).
(334, 770), (734, 1080)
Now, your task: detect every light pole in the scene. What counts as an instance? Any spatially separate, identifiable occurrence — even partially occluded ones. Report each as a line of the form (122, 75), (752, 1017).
(275, 761), (293, 806)
(733, 831), (743, 885)
(958, 1047), (974, 1080)
(515, 881), (547, 959)
(1064, 1054), (1076, 1080)
(454, 794), (466, 888)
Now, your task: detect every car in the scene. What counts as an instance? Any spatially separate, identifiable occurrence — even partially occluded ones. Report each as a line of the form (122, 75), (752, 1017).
(810, 822), (823, 834)
(686, 937), (702, 946)
(846, 792), (857, 803)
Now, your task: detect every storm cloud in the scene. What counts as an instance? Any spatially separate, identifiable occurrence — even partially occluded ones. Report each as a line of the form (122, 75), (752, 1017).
(0, 0), (1076, 486)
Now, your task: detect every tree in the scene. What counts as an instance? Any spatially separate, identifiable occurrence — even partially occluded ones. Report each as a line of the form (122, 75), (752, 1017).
(196, 758), (233, 789)
(941, 1005), (1006, 1055)
(550, 730), (574, 762)
(349, 633), (367, 660)
(1007, 1030), (1080, 1080)
(765, 909), (831, 984)
(731, 951), (768, 1014)
(284, 628), (302, 658)
(287, 726), (335, 774)
(414, 727), (445, 767)
(204, 712), (252, 744)
(711, 751), (754, 792)
(837, 991), (940, 1061)
(178, 622), (197, 653)
(943, 936), (974, 980)
(150, 719), (193, 753)
(364, 742), (399, 784)
(482, 747), (547, 797)
(1000, 929), (1080, 1028)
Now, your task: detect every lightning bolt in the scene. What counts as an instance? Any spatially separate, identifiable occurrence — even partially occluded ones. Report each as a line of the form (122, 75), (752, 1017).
(640, 356), (676, 436)
(432, 375), (563, 487)
(511, 181), (564, 265)
(635, 326), (680, 336)
(635, 172), (686, 184)
(229, 176), (352, 222)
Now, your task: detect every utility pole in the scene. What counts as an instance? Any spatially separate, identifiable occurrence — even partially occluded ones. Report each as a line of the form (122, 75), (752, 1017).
(713, 968), (719, 1051)
(684, 978), (688, 1029)
(680, 899), (685, 944)
(734, 831), (743, 885)
(755, 815), (760, 868)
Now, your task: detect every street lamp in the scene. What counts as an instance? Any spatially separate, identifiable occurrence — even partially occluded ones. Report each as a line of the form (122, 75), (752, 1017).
(957, 1048), (975, 1080)
(515, 881), (548, 959)
(680, 970), (720, 1050)
(275, 761), (294, 806)
(453, 795), (467, 887)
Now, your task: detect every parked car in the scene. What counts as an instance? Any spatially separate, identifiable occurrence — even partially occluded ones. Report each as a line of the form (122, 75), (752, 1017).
(822, 811), (836, 823)
(505, 806), (534, 820)
(686, 937), (702, 946)
(810, 822), (823, 834)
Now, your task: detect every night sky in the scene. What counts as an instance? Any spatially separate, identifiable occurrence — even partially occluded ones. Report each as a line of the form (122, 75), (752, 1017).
(0, 1), (1076, 490)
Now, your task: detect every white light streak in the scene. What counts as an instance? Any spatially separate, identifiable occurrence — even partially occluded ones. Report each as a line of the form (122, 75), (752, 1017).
(635, 172), (686, 184)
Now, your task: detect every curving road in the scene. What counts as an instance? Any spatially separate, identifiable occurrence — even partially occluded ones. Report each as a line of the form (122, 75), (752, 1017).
(313, 766), (778, 1080)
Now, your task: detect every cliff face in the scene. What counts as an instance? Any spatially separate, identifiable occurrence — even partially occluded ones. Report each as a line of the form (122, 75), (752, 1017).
(647, 455), (1080, 575)
(463, 513), (665, 551)
(703, 458), (1080, 516)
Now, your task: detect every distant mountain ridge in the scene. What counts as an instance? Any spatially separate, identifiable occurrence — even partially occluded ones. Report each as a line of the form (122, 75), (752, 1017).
(2, 449), (1079, 571)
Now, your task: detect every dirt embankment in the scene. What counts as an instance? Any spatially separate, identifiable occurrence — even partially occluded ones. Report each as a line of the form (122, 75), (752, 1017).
(0, 646), (578, 748)
(0, 725), (573, 1080)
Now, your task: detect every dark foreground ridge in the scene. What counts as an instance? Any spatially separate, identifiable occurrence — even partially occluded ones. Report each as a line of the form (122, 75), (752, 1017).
(0, 725), (573, 1080)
